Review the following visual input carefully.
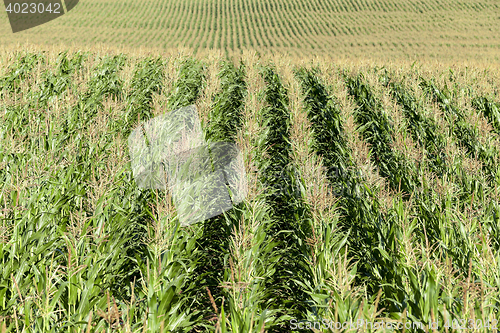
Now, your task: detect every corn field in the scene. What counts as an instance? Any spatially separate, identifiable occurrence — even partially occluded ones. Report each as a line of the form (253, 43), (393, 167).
(1, 49), (500, 332)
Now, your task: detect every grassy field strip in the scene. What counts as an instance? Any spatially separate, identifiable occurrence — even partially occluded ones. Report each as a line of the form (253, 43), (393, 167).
(253, 1), (270, 48)
(284, 0), (312, 49)
(216, 0), (224, 50)
(293, 0), (325, 49)
(190, 0), (206, 50)
(262, 0), (281, 48)
(294, 0), (329, 48)
(260, 0), (279, 48)
(183, 0), (199, 48)
(241, 1), (258, 48)
(232, 0), (243, 50)
(212, 0), (220, 50)
(209, 0), (219, 50)
(2, 0), (500, 61)
(159, 1), (181, 48)
(170, 1), (189, 49)
(199, 2), (216, 48)
(232, 0), (245, 50)
(225, 0), (232, 52)
(221, 0), (229, 51)
(203, 0), (215, 50)
(257, 1), (272, 48)
(272, 0), (300, 48)
(223, 0), (230, 51)
(272, 0), (295, 48)
(237, 0), (253, 49)
(196, 0), (211, 50)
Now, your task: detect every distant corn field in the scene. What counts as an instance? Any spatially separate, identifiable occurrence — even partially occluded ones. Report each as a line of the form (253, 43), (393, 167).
(1, 46), (500, 332)
(1, 0), (500, 62)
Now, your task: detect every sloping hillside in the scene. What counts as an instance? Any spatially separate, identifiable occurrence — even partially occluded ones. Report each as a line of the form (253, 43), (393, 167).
(1, 48), (500, 332)
(1, 0), (500, 62)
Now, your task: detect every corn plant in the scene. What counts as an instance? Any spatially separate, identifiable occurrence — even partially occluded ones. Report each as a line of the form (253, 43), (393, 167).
(0, 52), (45, 97)
(0, 136), (154, 332)
(382, 73), (493, 273)
(121, 57), (165, 136)
(2, 51), (500, 332)
(64, 54), (127, 135)
(345, 73), (419, 197)
(471, 96), (500, 135)
(381, 72), (447, 178)
(35, 51), (87, 106)
(205, 61), (247, 143)
(167, 58), (206, 111)
(1, 52), (86, 143)
(421, 79), (500, 185)
(131, 57), (207, 332)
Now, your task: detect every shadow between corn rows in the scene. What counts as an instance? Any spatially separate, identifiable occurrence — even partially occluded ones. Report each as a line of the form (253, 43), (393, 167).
(383, 71), (500, 255)
(294, 67), (500, 329)
(256, 65), (314, 331)
(187, 60), (253, 331)
(296, 67), (407, 318)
